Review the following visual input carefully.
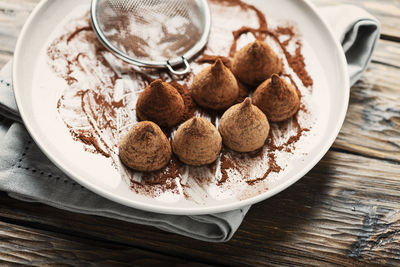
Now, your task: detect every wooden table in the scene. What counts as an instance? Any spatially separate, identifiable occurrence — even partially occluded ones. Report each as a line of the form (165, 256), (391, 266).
(0, 0), (399, 266)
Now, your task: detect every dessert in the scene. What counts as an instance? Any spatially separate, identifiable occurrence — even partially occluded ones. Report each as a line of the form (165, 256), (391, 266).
(119, 121), (171, 172)
(232, 40), (282, 86)
(172, 117), (222, 166)
(190, 59), (239, 110)
(136, 79), (185, 127)
(253, 74), (300, 122)
(47, 0), (314, 201)
(219, 97), (269, 152)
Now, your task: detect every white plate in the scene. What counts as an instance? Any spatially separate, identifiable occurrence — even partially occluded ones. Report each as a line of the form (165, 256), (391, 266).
(13, 0), (349, 215)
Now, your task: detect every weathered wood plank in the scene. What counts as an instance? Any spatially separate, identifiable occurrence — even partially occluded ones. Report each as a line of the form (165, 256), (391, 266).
(0, 0), (38, 54)
(332, 62), (400, 162)
(0, 151), (398, 266)
(0, 55), (397, 162)
(0, 220), (210, 266)
(0, 0), (398, 69)
(373, 39), (400, 68)
(0, 52), (11, 68)
(312, 0), (400, 38)
(0, 0), (398, 163)
(0, 0), (398, 266)
(0, 0), (398, 56)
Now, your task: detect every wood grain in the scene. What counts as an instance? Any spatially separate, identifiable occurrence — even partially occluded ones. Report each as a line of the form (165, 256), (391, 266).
(0, 0), (38, 53)
(373, 39), (400, 68)
(0, 0), (398, 68)
(0, 0), (38, 67)
(0, 0), (399, 266)
(1, 0), (399, 42)
(0, 151), (398, 266)
(332, 62), (400, 162)
(0, 220), (211, 266)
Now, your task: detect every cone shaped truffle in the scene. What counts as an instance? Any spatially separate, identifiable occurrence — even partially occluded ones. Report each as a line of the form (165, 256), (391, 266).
(232, 40), (282, 86)
(253, 74), (300, 122)
(136, 79), (184, 127)
(190, 59), (239, 110)
(172, 117), (222, 166)
(119, 121), (171, 172)
(219, 98), (270, 152)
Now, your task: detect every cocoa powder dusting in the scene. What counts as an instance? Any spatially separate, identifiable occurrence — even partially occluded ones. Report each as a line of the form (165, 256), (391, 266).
(275, 26), (295, 46)
(235, 81), (250, 104)
(286, 115), (310, 147)
(66, 26), (92, 43)
(49, 0), (314, 200)
(210, 0), (269, 57)
(140, 158), (183, 189)
(300, 103), (309, 113)
(169, 81), (196, 123)
(268, 27), (313, 88)
(128, 157), (185, 196)
(288, 40), (313, 88)
(70, 129), (111, 158)
(218, 152), (234, 185)
(197, 54), (232, 70)
(214, 2), (314, 90)
(246, 153), (281, 185)
(196, 56), (250, 105)
(283, 73), (302, 98)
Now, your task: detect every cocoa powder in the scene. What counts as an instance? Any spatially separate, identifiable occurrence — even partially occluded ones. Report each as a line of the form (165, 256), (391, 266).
(282, 73), (302, 98)
(49, 0), (314, 197)
(140, 157), (183, 188)
(66, 26), (92, 43)
(286, 115), (310, 146)
(197, 54), (232, 70)
(100, 6), (202, 62)
(268, 27), (314, 88)
(246, 152), (281, 185)
(218, 151), (234, 185)
(207, 1), (313, 89)
(169, 81), (196, 123)
(196, 55), (251, 105)
(209, 0), (269, 57)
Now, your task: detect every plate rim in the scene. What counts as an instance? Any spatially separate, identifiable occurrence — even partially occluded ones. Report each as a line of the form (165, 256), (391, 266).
(13, 0), (350, 215)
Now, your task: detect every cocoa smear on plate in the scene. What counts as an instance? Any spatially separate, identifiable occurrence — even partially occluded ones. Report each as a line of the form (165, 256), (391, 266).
(48, 0), (313, 201)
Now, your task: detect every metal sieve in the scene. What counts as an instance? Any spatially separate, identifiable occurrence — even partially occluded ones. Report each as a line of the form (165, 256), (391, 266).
(90, 0), (211, 75)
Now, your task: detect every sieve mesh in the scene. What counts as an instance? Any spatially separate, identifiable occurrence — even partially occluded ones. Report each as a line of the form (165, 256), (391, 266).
(91, 0), (210, 73)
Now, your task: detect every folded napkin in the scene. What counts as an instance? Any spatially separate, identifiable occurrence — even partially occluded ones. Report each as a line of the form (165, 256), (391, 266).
(0, 5), (379, 242)
(320, 5), (380, 86)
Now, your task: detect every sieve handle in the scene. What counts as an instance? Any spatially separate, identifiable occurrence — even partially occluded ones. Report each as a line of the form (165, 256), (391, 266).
(167, 57), (191, 76)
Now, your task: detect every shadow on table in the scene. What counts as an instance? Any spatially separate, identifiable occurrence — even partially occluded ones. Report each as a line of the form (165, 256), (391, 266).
(0, 150), (355, 266)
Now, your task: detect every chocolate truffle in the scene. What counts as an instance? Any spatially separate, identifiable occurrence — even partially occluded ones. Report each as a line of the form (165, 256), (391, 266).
(219, 97), (269, 152)
(136, 79), (184, 127)
(190, 59), (239, 110)
(119, 121), (171, 172)
(232, 40), (282, 86)
(253, 74), (300, 122)
(172, 117), (222, 166)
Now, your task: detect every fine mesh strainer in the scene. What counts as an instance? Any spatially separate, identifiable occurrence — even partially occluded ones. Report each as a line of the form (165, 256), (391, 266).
(90, 0), (211, 75)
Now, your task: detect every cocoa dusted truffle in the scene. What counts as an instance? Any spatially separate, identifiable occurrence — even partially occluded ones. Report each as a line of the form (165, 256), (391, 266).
(136, 79), (184, 127)
(219, 97), (269, 152)
(119, 121), (171, 172)
(253, 74), (300, 122)
(190, 59), (239, 110)
(232, 40), (282, 86)
(172, 117), (222, 166)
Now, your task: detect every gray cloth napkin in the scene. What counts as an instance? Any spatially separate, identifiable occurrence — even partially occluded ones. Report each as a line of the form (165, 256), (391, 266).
(320, 5), (380, 86)
(0, 5), (379, 242)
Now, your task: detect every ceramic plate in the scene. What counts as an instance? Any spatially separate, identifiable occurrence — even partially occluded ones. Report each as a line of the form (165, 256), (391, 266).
(13, 0), (349, 215)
